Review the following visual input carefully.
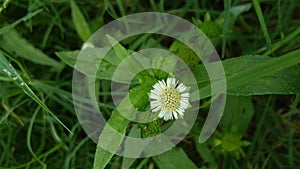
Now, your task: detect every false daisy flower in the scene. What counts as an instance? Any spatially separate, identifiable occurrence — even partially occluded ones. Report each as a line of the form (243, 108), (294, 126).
(149, 78), (190, 121)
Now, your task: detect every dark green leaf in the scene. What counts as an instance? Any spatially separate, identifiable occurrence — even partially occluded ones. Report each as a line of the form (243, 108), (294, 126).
(194, 136), (217, 167)
(219, 96), (254, 134)
(70, 0), (91, 41)
(0, 29), (63, 69)
(194, 55), (300, 98)
(153, 147), (198, 169)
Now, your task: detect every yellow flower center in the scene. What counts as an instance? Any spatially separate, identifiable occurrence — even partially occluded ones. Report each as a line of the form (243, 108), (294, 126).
(159, 87), (181, 112)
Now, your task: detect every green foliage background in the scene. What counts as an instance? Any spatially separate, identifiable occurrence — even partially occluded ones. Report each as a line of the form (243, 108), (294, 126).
(0, 0), (300, 169)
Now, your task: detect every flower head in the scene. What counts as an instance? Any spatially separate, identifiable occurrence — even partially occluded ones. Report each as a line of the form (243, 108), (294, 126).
(149, 78), (190, 121)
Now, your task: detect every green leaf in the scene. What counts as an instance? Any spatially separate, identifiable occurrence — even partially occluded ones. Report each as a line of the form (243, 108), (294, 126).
(121, 125), (141, 169)
(194, 136), (217, 167)
(106, 35), (130, 64)
(0, 29), (63, 69)
(55, 50), (80, 68)
(194, 54), (300, 98)
(93, 71), (156, 169)
(56, 48), (119, 82)
(70, 0), (91, 41)
(56, 36), (133, 83)
(0, 52), (72, 134)
(153, 147), (198, 169)
(129, 85), (151, 110)
(229, 3), (252, 17)
(221, 132), (242, 152)
(219, 96), (254, 134)
(93, 95), (136, 169)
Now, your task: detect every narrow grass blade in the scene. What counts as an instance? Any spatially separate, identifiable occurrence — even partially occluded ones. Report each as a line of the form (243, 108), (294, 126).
(0, 52), (72, 134)
(262, 28), (300, 56)
(252, 0), (273, 55)
(0, 9), (43, 35)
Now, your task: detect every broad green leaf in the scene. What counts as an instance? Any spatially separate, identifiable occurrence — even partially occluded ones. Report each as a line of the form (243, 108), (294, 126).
(93, 69), (156, 169)
(93, 95), (133, 169)
(219, 96), (254, 134)
(106, 35), (130, 64)
(194, 54), (300, 99)
(56, 36), (160, 85)
(56, 36), (132, 83)
(153, 147), (198, 169)
(121, 125), (141, 169)
(59, 50), (300, 99)
(129, 84), (152, 110)
(70, 0), (91, 41)
(55, 50), (80, 68)
(56, 48), (118, 82)
(0, 29), (63, 69)
(0, 52), (72, 134)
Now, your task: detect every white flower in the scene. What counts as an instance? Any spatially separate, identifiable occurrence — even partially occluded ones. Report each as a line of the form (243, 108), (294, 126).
(149, 77), (190, 121)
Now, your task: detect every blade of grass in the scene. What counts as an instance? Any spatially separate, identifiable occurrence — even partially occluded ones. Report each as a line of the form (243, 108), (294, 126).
(221, 0), (231, 58)
(0, 52), (73, 134)
(247, 97), (272, 159)
(104, 0), (119, 19)
(287, 95), (299, 165)
(262, 28), (300, 56)
(27, 106), (46, 168)
(0, 0), (12, 13)
(0, 9), (43, 35)
(0, 143), (64, 169)
(116, 0), (125, 16)
(252, 0), (273, 55)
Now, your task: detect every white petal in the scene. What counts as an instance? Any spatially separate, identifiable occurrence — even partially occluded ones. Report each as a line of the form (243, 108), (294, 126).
(151, 100), (159, 104)
(149, 92), (159, 99)
(164, 112), (173, 121)
(158, 110), (166, 118)
(166, 78), (171, 86)
(150, 100), (159, 107)
(154, 83), (163, 91)
(173, 111), (178, 119)
(153, 88), (162, 94)
(181, 100), (189, 106)
(177, 83), (187, 93)
(181, 93), (189, 98)
(167, 78), (176, 87)
(177, 107), (184, 116)
(152, 106), (161, 112)
(158, 80), (166, 88)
